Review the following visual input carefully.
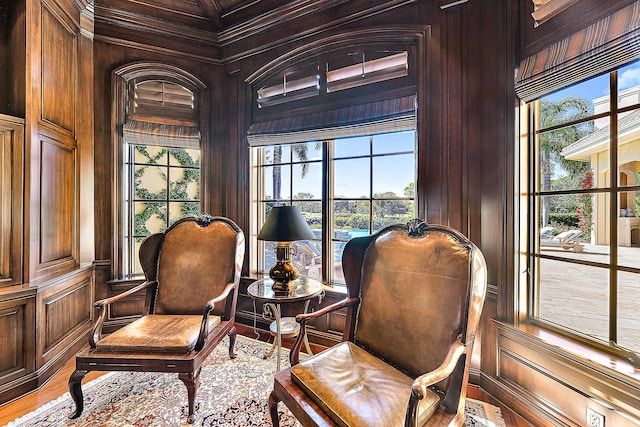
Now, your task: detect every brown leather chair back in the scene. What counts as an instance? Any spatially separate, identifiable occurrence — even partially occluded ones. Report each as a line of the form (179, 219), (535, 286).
(148, 216), (244, 317)
(345, 221), (486, 397)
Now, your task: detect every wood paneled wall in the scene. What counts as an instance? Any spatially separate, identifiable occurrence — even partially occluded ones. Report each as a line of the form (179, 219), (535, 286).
(2, 0), (635, 423)
(86, 0), (517, 393)
(0, 0), (94, 403)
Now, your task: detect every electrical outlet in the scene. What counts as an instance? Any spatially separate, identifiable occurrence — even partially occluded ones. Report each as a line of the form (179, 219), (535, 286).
(586, 408), (605, 427)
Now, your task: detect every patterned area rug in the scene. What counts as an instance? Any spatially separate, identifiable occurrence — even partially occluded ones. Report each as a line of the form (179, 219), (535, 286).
(3, 335), (506, 427)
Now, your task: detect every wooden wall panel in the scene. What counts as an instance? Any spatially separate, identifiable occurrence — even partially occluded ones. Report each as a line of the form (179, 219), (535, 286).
(1, 1), (26, 118)
(0, 289), (36, 403)
(0, 0), (95, 401)
(0, 306), (24, 375)
(37, 269), (93, 367)
(40, 6), (76, 134)
(43, 278), (91, 352)
(26, 0), (85, 286)
(38, 136), (75, 265)
(0, 115), (24, 288)
(107, 281), (146, 320)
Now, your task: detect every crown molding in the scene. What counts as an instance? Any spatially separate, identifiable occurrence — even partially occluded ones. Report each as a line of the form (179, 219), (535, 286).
(94, 4), (220, 45)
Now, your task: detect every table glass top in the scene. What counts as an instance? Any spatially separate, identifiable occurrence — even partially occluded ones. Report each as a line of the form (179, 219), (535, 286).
(247, 277), (323, 302)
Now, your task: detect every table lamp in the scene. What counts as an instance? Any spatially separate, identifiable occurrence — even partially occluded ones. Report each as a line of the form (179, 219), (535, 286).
(257, 205), (316, 292)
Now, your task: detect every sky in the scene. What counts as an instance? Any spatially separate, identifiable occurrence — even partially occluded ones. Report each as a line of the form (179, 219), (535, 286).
(544, 60), (640, 106)
(262, 131), (416, 200)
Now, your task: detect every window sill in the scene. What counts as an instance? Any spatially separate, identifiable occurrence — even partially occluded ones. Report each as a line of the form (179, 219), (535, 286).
(494, 320), (640, 425)
(495, 320), (640, 382)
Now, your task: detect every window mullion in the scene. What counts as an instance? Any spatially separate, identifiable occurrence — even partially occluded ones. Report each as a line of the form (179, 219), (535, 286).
(128, 144), (136, 276)
(609, 71), (619, 344)
(324, 140), (332, 283)
(369, 135), (374, 232)
(166, 150), (171, 229)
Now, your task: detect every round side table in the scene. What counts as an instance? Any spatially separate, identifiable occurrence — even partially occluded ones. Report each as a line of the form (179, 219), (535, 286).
(247, 277), (324, 371)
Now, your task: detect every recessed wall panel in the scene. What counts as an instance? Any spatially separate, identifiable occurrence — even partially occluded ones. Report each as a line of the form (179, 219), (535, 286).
(39, 137), (75, 264)
(0, 306), (22, 376)
(0, 116), (23, 288)
(44, 280), (91, 352)
(41, 6), (76, 133)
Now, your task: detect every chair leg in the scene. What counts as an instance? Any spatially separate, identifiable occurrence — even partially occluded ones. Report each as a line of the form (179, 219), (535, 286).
(68, 369), (88, 419)
(228, 326), (237, 359)
(268, 389), (281, 426)
(178, 367), (201, 424)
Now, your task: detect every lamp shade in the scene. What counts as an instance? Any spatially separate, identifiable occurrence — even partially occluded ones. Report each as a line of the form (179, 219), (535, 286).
(257, 206), (315, 241)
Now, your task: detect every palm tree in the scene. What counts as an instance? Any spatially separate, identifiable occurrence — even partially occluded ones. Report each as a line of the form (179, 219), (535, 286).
(539, 97), (594, 226)
(272, 142), (321, 203)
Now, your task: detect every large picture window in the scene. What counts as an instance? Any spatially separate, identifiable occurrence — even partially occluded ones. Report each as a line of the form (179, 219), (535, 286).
(525, 60), (640, 358)
(251, 130), (416, 285)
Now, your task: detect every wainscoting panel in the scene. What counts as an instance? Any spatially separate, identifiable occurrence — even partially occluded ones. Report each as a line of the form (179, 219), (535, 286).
(0, 289), (36, 404)
(494, 321), (640, 427)
(0, 306), (24, 378)
(36, 269), (93, 369)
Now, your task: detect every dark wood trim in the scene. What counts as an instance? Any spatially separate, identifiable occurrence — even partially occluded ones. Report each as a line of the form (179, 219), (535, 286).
(93, 34), (223, 65)
(94, 4), (220, 43)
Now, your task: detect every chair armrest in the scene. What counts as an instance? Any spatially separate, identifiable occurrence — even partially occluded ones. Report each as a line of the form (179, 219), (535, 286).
(411, 339), (466, 397)
(94, 280), (157, 308)
(194, 282), (236, 351)
(295, 297), (359, 324)
(90, 280), (157, 348)
(289, 297), (360, 365)
(404, 340), (466, 426)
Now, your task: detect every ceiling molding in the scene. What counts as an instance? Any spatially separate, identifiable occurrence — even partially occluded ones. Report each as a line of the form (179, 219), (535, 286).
(94, 4), (220, 45)
(94, 34), (223, 65)
(197, 0), (225, 29)
(217, 0), (348, 44)
(221, 0), (418, 64)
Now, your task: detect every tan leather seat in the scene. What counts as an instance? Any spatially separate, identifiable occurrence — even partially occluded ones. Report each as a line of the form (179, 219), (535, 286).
(96, 315), (221, 353)
(291, 342), (441, 427)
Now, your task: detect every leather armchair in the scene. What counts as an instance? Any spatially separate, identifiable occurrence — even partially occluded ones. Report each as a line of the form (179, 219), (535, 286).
(68, 214), (245, 424)
(269, 219), (487, 426)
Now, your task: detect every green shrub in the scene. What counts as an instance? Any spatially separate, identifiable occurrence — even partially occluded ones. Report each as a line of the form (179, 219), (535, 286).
(549, 212), (579, 229)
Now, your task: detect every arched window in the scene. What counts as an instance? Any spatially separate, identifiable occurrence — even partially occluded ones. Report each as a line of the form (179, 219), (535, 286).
(246, 29), (425, 286)
(113, 63), (207, 277)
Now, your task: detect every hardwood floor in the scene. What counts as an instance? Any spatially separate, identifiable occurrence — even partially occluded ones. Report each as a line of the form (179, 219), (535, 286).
(0, 324), (531, 426)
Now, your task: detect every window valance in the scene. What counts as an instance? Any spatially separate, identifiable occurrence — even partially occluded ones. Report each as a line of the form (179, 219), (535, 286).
(123, 120), (200, 149)
(515, 1), (640, 101)
(247, 95), (416, 146)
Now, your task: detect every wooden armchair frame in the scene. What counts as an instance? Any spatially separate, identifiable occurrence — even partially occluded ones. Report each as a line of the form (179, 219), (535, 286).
(269, 220), (487, 427)
(68, 214), (245, 424)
